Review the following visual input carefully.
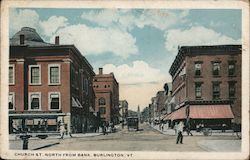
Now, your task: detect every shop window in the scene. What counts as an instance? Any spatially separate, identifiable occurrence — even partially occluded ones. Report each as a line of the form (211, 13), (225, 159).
(49, 92), (60, 110)
(9, 64), (15, 85)
(29, 92), (41, 110)
(9, 92), (15, 110)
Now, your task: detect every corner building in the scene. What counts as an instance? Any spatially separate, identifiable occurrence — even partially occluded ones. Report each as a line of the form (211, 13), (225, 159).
(93, 68), (119, 124)
(8, 27), (96, 133)
(167, 45), (241, 129)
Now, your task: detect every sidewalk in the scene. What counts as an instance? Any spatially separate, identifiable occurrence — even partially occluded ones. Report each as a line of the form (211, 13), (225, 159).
(9, 132), (102, 141)
(151, 124), (236, 136)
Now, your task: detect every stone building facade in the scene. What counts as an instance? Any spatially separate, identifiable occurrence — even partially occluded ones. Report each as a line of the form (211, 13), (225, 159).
(9, 27), (96, 133)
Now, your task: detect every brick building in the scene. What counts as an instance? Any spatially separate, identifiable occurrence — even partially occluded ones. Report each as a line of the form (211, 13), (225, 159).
(93, 68), (119, 124)
(9, 27), (96, 133)
(166, 45), (241, 129)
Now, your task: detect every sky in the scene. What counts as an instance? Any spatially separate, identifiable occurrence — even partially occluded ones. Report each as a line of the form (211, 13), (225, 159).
(9, 8), (241, 111)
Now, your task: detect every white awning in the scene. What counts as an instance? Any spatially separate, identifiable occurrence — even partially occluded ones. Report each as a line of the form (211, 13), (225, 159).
(72, 97), (83, 108)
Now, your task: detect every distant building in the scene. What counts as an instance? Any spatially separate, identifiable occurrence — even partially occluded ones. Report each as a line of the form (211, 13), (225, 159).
(167, 45), (241, 129)
(119, 100), (128, 123)
(9, 27), (96, 133)
(93, 68), (119, 124)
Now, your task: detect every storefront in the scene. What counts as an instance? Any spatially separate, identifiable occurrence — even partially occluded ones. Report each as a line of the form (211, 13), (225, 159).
(164, 104), (234, 130)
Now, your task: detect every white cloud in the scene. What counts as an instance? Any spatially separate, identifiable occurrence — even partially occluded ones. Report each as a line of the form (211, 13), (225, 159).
(39, 16), (69, 37)
(81, 9), (189, 31)
(102, 61), (169, 84)
(10, 9), (40, 35)
(164, 26), (241, 53)
(50, 24), (138, 58)
(120, 82), (164, 110)
(102, 61), (170, 110)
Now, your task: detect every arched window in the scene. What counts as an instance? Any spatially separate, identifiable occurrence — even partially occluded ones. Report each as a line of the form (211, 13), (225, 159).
(98, 97), (106, 105)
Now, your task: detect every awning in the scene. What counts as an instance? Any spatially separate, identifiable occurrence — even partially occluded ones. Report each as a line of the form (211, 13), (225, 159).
(72, 97), (83, 108)
(89, 106), (95, 112)
(163, 106), (187, 120)
(189, 105), (234, 119)
(170, 106), (187, 120)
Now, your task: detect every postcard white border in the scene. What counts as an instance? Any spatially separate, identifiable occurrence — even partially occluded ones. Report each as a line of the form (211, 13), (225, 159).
(1, 0), (249, 159)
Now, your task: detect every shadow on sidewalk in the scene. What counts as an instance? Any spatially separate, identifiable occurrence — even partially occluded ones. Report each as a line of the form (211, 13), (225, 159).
(33, 142), (60, 150)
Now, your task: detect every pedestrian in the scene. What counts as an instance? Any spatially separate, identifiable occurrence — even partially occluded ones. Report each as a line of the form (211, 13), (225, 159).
(174, 122), (177, 135)
(176, 121), (184, 144)
(222, 123), (226, 132)
(161, 123), (164, 131)
(59, 123), (65, 139)
(185, 121), (193, 136)
(69, 125), (73, 138)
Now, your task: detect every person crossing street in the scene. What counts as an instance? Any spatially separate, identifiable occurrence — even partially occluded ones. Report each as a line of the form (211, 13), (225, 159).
(176, 121), (184, 144)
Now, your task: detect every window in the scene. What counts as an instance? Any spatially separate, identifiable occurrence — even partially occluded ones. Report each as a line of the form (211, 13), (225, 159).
(229, 82), (236, 98)
(29, 92), (41, 110)
(49, 92), (60, 110)
(8, 92), (15, 110)
(194, 63), (201, 76)
(29, 65), (41, 85)
(99, 107), (106, 114)
(49, 64), (60, 85)
(9, 64), (15, 85)
(212, 82), (220, 99)
(228, 62), (236, 76)
(99, 97), (106, 105)
(212, 62), (220, 76)
(84, 78), (89, 94)
(195, 83), (202, 99)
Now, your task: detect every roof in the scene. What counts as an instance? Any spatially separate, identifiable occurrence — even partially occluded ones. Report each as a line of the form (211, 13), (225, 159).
(10, 27), (54, 47)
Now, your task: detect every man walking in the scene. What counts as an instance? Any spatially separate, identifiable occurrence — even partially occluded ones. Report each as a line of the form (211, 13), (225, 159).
(176, 121), (184, 144)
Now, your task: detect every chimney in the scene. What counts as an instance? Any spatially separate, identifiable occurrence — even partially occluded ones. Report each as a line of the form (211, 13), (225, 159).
(20, 34), (24, 45)
(55, 36), (59, 45)
(99, 68), (103, 75)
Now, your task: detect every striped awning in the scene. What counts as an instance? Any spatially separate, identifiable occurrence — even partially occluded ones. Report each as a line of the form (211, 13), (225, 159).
(189, 105), (234, 119)
(164, 105), (234, 120)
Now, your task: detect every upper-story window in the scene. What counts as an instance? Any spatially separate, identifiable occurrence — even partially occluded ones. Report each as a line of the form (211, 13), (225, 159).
(49, 92), (60, 110)
(29, 65), (41, 85)
(8, 92), (15, 110)
(212, 82), (220, 99)
(29, 92), (41, 110)
(194, 63), (202, 76)
(195, 82), (202, 99)
(84, 78), (89, 94)
(49, 64), (60, 85)
(212, 62), (220, 76)
(9, 64), (15, 85)
(228, 82), (236, 98)
(228, 61), (236, 76)
(99, 107), (106, 114)
(98, 97), (106, 105)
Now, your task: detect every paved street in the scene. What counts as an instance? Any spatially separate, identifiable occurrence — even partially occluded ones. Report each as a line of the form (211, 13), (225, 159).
(9, 123), (240, 152)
